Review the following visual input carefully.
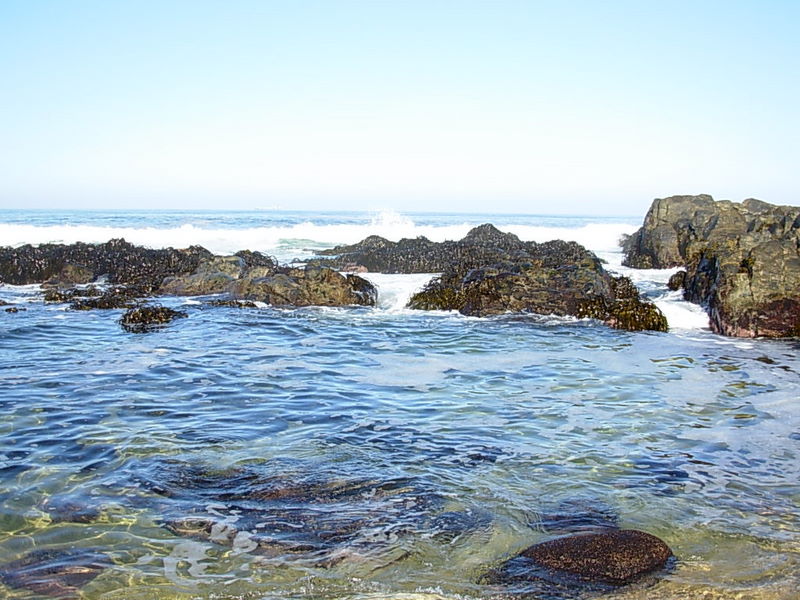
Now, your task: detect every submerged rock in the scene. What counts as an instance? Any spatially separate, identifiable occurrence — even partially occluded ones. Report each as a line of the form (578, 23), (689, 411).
(484, 529), (672, 594)
(119, 305), (188, 332)
(623, 195), (800, 337)
(123, 458), (477, 567)
(0, 547), (110, 599)
(538, 499), (619, 535)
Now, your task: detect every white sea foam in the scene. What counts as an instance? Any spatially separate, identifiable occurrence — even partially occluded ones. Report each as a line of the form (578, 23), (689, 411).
(360, 273), (437, 312)
(654, 290), (710, 330)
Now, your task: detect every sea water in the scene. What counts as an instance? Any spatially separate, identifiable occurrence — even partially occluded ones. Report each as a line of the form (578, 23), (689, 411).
(0, 209), (798, 599)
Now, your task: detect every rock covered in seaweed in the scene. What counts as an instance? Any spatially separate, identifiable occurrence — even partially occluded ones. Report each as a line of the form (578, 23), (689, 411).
(402, 227), (667, 332)
(158, 251), (279, 296)
(119, 304), (188, 332)
(315, 223), (538, 274)
(623, 195), (800, 337)
(0, 238), (212, 292)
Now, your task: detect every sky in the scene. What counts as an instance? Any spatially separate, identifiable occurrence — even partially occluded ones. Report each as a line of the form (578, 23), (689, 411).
(0, 0), (798, 215)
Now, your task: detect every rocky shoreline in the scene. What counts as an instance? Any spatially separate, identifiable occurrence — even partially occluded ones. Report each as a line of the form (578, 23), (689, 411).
(2, 197), (798, 337)
(1, 224), (669, 332)
(623, 195), (800, 337)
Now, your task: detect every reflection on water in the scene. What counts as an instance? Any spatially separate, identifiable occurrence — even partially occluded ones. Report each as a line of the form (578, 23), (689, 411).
(1, 297), (799, 599)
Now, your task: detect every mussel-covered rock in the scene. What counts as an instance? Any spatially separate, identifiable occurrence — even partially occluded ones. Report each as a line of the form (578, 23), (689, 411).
(44, 285), (103, 303)
(404, 231), (667, 332)
(0, 547), (110, 599)
(70, 286), (144, 310)
(205, 298), (259, 308)
(119, 305), (188, 332)
(484, 529), (672, 593)
(0, 238), (212, 292)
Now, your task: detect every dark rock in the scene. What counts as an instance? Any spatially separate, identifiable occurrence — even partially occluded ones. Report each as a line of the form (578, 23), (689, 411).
(42, 494), (101, 524)
(4, 306), (23, 313)
(315, 224), (531, 273)
(623, 195), (800, 337)
(404, 231), (667, 332)
(229, 265), (376, 307)
(41, 263), (96, 288)
(667, 270), (686, 291)
(205, 298), (259, 308)
(234, 249), (278, 270)
(0, 238), (212, 292)
(484, 530), (672, 592)
(69, 286), (144, 311)
(119, 305), (188, 332)
(44, 286), (102, 303)
(159, 255), (248, 296)
(0, 547), (110, 599)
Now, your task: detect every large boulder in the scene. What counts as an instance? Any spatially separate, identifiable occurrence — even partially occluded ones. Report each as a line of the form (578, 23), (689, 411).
(229, 265), (376, 307)
(406, 233), (667, 332)
(484, 530), (672, 592)
(623, 195), (800, 337)
(159, 255), (249, 296)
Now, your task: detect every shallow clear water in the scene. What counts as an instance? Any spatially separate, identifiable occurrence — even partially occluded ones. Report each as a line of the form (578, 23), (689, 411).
(1, 294), (799, 599)
(1, 210), (799, 599)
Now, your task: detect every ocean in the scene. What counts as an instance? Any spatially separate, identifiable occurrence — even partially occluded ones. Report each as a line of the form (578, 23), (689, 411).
(0, 209), (798, 600)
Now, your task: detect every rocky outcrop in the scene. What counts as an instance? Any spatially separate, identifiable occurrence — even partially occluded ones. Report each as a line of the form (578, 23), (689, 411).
(158, 252), (278, 296)
(485, 529), (672, 592)
(623, 195), (800, 337)
(314, 223), (536, 273)
(400, 228), (666, 331)
(0, 238), (212, 292)
(229, 265), (376, 307)
(0, 240), (376, 310)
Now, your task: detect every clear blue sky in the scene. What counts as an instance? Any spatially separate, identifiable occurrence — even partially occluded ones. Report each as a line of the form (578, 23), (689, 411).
(1, 0), (797, 215)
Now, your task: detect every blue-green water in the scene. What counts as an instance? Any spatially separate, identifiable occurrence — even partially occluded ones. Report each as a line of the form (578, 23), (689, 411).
(1, 211), (798, 599)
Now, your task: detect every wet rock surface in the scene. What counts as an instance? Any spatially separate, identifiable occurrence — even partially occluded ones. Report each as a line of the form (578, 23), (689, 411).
(0, 547), (110, 599)
(386, 226), (667, 331)
(315, 224), (529, 274)
(119, 305), (188, 332)
(0, 239), (377, 310)
(623, 195), (800, 337)
(484, 529), (672, 596)
(0, 238), (212, 292)
(228, 265), (376, 307)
